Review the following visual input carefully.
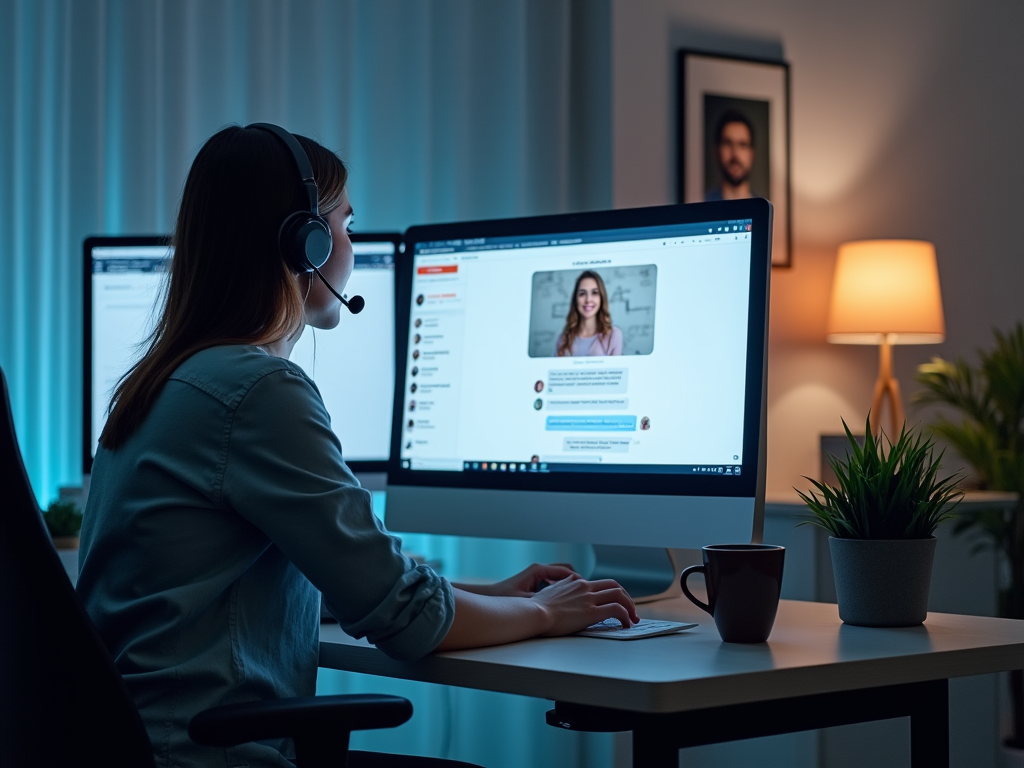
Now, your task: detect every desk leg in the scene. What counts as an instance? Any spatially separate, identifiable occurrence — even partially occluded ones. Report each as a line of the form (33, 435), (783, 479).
(632, 725), (677, 768)
(910, 678), (949, 768)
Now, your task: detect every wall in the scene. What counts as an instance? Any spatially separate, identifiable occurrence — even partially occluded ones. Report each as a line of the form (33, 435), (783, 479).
(610, 0), (1024, 494)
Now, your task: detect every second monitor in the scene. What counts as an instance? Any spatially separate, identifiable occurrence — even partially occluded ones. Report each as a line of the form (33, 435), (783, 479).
(84, 233), (401, 478)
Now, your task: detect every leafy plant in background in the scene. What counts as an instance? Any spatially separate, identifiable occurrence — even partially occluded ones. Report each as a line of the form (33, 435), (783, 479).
(797, 416), (961, 540)
(42, 499), (83, 538)
(913, 321), (1024, 749)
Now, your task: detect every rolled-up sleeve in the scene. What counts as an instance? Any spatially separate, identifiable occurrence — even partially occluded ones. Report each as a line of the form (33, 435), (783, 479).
(220, 367), (454, 660)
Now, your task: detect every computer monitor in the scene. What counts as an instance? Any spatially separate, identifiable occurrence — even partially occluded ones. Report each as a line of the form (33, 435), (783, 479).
(385, 199), (772, 551)
(83, 233), (402, 478)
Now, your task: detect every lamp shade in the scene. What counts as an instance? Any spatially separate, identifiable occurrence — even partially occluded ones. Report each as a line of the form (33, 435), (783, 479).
(826, 240), (945, 345)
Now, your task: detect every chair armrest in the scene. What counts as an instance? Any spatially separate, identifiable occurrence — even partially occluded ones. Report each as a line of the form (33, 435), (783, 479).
(189, 693), (413, 748)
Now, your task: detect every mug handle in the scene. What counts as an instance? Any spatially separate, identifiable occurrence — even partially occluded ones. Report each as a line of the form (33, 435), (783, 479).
(680, 565), (712, 614)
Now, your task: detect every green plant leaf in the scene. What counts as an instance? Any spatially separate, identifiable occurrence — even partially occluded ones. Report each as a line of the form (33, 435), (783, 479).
(910, 321), (1024, 624)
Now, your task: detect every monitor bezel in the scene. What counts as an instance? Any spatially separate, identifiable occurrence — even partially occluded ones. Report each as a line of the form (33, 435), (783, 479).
(387, 199), (772, 500)
(83, 232), (404, 476)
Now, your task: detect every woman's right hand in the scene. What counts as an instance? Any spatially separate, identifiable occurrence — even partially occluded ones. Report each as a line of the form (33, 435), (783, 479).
(531, 576), (639, 636)
(437, 577), (639, 652)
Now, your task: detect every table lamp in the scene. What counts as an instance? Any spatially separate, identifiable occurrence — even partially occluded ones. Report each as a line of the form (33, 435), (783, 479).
(826, 240), (945, 437)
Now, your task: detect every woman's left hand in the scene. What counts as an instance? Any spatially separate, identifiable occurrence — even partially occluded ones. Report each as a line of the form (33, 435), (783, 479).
(455, 563), (579, 598)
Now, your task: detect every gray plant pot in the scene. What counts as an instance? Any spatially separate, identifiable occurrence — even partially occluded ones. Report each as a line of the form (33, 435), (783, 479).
(828, 536), (937, 627)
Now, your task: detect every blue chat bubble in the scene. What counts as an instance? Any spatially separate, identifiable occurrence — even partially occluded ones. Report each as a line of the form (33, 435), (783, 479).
(546, 415), (637, 432)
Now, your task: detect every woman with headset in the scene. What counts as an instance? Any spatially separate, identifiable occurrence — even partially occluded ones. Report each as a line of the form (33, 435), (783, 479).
(76, 125), (637, 768)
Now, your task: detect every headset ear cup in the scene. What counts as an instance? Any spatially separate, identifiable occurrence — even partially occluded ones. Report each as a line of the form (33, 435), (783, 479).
(280, 212), (333, 272)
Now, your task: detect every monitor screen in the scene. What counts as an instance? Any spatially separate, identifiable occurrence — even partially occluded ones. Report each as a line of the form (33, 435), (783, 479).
(385, 199), (772, 549)
(84, 234), (401, 475)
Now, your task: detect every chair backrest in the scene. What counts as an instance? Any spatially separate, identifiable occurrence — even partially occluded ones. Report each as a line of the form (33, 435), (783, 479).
(0, 366), (155, 767)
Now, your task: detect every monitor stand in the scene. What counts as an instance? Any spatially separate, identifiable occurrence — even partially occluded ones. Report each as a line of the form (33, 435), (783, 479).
(590, 545), (698, 604)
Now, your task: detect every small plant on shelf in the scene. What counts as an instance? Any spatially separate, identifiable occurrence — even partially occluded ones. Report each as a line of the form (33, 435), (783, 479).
(798, 416), (962, 540)
(43, 499), (83, 541)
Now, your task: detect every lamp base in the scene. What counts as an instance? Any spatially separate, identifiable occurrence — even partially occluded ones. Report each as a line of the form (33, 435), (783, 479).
(869, 338), (904, 438)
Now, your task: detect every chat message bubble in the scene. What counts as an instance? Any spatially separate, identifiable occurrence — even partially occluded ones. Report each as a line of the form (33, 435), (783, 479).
(547, 398), (629, 411)
(563, 437), (631, 453)
(547, 368), (628, 394)
(545, 415), (637, 432)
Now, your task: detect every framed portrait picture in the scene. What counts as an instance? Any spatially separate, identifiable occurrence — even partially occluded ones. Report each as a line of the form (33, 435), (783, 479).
(677, 51), (792, 267)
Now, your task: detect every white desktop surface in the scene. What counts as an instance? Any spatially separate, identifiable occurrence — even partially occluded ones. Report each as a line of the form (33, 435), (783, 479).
(319, 597), (1024, 714)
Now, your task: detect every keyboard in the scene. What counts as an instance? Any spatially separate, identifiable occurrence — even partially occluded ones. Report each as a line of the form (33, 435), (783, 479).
(575, 618), (698, 640)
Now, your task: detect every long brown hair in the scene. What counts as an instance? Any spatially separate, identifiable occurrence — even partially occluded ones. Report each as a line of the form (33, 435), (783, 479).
(556, 270), (612, 356)
(101, 126), (348, 449)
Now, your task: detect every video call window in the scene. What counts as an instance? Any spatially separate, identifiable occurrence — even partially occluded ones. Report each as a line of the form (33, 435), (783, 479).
(528, 265), (657, 358)
(401, 220), (753, 476)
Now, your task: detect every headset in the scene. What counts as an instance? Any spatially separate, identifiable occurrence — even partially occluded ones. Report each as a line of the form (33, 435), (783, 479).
(248, 122), (364, 314)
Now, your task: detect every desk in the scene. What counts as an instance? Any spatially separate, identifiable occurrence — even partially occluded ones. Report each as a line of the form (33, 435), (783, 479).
(321, 598), (1024, 767)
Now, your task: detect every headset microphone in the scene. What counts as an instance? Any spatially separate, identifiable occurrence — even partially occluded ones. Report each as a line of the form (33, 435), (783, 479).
(312, 265), (365, 314)
(344, 294), (366, 314)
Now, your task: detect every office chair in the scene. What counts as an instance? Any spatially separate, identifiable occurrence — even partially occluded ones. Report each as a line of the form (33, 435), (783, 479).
(0, 365), (481, 768)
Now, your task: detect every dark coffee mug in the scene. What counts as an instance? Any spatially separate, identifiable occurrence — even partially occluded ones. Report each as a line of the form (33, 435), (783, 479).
(680, 544), (785, 643)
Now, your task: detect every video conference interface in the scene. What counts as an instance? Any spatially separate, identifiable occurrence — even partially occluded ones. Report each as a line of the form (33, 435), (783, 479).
(89, 241), (396, 464)
(400, 219), (754, 476)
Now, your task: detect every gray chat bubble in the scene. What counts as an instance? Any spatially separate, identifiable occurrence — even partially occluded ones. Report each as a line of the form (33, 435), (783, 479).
(547, 398), (629, 411)
(547, 368), (628, 394)
(563, 437), (631, 453)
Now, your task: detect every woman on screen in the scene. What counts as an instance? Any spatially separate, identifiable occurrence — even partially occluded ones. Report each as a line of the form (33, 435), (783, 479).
(77, 125), (636, 768)
(556, 270), (623, 356)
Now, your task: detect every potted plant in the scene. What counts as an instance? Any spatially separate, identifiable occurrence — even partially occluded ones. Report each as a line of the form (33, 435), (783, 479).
(43, 499), (84, 549)
(913, 322), (1024, 755)
(797, 416), (962, 627)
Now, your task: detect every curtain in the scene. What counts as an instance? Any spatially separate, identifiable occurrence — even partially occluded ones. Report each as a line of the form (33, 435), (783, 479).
(0, 1), (613, 765)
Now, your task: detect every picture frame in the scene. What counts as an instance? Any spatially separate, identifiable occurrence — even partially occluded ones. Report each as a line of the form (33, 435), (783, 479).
(677, 50), (792, 267)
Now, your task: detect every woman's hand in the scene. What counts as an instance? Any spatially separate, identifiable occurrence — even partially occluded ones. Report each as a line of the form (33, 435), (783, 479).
(437, 573), (639, 651)
(454, 563), (578, 598)
(532, 576), (639, 636)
